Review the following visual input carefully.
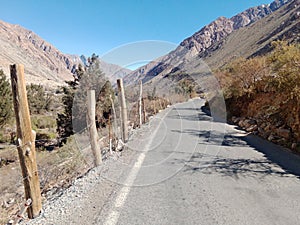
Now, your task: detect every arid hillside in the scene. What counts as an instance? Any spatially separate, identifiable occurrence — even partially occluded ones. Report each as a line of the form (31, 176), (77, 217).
(0, 20), (79, 87)
(124, 0), (298, 85)
(0, 20), (130, 87)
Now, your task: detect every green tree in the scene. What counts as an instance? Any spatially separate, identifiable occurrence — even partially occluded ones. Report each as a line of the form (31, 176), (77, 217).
(96, 81), (114, 127)
(176, 78), (196, 97)
(57, 57), (113, 144)
(27, 84), (53, 114)
(56, 64), (84, 144)
(72, 59), (107, 133)
(0, 70), (13, 128)
(56, 85), (76, 144)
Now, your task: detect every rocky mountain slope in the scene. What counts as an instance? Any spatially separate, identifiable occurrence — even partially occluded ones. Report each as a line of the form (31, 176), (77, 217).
(0, 20), (79, 87)
(124, 0), (296, 85)
(0, 20), (130, 87)
(201, 0), (300, 68)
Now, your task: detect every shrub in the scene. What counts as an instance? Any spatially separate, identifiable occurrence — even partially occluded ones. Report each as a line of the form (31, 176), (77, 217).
(57, 56), (113, 144)
(217, 56), (269, 99)
(0, 70), (13, 128)
(27, 84), (53, 114)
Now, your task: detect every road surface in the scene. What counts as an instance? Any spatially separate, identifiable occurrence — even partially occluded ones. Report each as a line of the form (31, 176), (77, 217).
(98, 99), (300, 225)
(26, 99), (300, 225)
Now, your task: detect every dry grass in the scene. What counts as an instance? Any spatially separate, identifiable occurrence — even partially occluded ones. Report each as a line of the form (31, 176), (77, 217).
(0, 145), (24, 225)
(0, 136), (91, 224)
(37, 136), (90, 193)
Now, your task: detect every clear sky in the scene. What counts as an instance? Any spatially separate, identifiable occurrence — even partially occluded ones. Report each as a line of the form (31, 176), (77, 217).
(1, 0), (273, 57)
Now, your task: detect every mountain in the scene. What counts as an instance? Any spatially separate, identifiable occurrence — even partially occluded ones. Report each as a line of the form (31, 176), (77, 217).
(0, 20), (78, 87)
(124, 0), (297, 85)
(200, 0), (300, 68)
(0, 20), (130, 87)
(80, 55), (131, 83)
(179, 0), (290, 55)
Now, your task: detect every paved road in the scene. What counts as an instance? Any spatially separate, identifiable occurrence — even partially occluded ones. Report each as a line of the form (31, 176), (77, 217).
(97, 99), (300, 225)
(25, 99), (300, 225)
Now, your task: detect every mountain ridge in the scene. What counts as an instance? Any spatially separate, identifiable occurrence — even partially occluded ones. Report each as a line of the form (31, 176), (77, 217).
(0, 0), (296, 87)
(124, 0), (295, 85)
(179, 0), (292, 55)
(0, 20), (79, 86)
(0, 20), (130, 87)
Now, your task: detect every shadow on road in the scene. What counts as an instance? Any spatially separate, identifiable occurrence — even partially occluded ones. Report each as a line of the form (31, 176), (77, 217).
(168, 108), (212, 122)
(173, 131), (300, 180)
(172, 129), (248, 147)
(168, 114), (212, 122)
(241, 134), (300, 179)
(170, 106), (300, 180)
(183, 152), (298, 180)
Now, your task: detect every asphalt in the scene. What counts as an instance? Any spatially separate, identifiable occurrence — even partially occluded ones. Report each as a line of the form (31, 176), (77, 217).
(23, 99), (300, 225)
(96, 98), (300, 225)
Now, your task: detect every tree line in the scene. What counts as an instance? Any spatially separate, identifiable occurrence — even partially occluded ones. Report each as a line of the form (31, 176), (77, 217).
(0, 54), (114, 146)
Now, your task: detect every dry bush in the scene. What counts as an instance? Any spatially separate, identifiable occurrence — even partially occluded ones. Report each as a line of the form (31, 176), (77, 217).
(128, 97), (170, 128)
(0, 136), (91, 223)
(216, 56), (270, 99)
(218, 41), (300, 144)
(37, 136), (90, 193)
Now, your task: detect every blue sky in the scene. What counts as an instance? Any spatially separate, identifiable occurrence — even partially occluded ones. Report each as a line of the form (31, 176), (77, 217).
(1, 0), (273, 57)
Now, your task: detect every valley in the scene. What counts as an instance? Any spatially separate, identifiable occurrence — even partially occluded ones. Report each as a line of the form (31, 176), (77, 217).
(0, 0), (299, 224)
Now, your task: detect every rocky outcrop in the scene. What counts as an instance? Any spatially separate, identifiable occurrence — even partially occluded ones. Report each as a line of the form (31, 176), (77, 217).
(180, 17), (234, 52)
(232, 116), (298, 150)
(231, 5), (272, 29)
(269, 0), (291, 10)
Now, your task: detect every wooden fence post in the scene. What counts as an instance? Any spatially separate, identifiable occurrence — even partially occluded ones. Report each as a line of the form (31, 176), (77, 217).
(87, 90), (102, 166)
(142, 97), (147, 123)
(109, 94), (118, 138)
(10, 64), (42, 219)
(108, 115), (113, 154)
(117, 79), (128, 142)
(138, 80), (143, 127)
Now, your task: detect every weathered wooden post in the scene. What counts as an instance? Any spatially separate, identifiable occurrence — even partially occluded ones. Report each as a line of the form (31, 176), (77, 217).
(109, 94), (118, 138)
(87, 90), (102, 166)
(117, 79), (128, 142)
(159, 98), (162, 110)
(108, 115), (113, 154)
(10, 64), (42, 219)
(138, 80), (143, 127)
(142, 97), (147, 123)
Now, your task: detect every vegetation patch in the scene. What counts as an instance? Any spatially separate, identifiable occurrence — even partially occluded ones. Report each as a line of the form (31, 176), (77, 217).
(216, 41), (300, 149)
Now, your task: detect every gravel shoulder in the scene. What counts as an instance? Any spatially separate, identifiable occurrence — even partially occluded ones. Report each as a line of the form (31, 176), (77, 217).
(19, 106), (169, 225)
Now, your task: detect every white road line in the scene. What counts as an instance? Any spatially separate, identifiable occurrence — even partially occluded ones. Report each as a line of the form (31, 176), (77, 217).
(101, 108), (171, 225)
